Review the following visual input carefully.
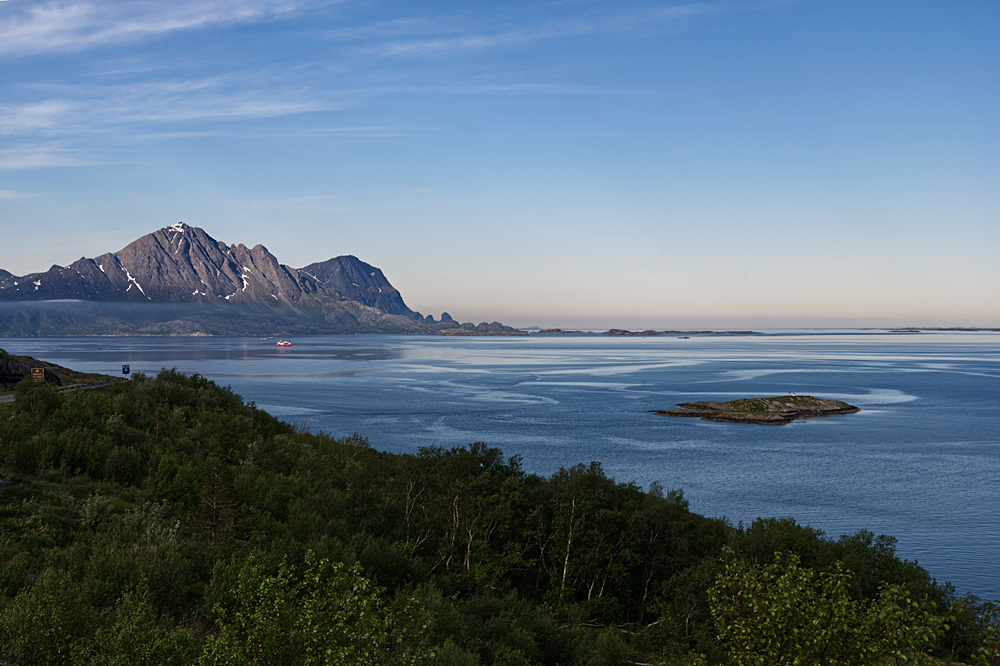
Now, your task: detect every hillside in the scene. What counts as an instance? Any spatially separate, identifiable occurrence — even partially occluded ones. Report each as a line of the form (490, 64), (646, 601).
(0, 347), (118, 392)
(0, 368), (992, 664)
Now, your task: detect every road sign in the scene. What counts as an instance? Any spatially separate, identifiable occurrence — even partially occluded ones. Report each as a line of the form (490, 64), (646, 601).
(122, 364), (130, 377)
(31, 368), (44, 382)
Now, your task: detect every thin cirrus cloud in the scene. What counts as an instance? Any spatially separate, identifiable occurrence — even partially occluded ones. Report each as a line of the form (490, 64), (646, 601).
(367, 29), (534, 59)
(0, 0), (321, 57)
(357, 1), (776, 59)
(2, 76), (328, 138)
(0, 144), (94, 170)
(0, 100), (75, 134)
(0, 0), (801, 170)
(95, 77), (327, 123)
(4, 74), (601, 144)
(0, 0), (797, 62)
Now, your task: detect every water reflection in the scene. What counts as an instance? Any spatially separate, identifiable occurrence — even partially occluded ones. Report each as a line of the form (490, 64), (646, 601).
(6, 337), (405, 366)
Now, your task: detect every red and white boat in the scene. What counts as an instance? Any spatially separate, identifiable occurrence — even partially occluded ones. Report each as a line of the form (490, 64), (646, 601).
(276, 340), (293, 347)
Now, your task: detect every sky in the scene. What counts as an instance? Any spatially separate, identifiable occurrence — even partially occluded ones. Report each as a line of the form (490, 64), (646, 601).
(1, 0), (997, 328)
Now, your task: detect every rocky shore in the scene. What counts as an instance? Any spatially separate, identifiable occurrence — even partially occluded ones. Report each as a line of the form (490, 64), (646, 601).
(653, 395), (860, 425)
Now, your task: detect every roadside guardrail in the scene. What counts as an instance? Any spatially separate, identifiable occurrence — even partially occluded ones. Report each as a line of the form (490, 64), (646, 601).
(54, 378), (125, 393)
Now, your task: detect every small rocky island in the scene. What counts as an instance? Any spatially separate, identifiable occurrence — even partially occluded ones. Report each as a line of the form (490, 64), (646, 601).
(653, 395), (860, 425)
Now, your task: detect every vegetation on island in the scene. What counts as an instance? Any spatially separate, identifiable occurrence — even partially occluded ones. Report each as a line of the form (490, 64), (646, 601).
(0, 364), (997, 665)
(655, 395), (861, 425)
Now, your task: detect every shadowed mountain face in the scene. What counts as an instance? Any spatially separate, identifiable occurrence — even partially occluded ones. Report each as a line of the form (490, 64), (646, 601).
(0, 223), (411, 314)
(298, 256), (410, 316)
(0, 223), (525, 336)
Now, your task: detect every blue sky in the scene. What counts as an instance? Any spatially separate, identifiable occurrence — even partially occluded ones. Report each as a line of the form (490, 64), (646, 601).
(1, 0), (997, 327)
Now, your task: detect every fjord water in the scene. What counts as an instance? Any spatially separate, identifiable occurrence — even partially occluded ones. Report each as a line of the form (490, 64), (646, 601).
(4, 332), (998, 598)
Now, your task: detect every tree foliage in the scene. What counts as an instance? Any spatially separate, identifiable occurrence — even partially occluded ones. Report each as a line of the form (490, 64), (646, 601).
(709, 548), (946, 665)
(0, 370), (989, 665)
(201, 552), (429, 666)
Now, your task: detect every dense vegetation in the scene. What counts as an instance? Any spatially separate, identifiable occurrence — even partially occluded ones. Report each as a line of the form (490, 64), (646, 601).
(0, 367), (997, 665)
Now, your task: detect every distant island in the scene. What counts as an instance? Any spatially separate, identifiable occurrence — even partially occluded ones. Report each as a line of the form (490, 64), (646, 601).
(0, 223), (523, 337)
(882, 327), (1000, 333)
(653, 395), (860, 425)
(532, 328), (761, 336)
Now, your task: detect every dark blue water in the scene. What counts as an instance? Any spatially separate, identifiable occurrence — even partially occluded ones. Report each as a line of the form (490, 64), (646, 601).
(3, 331), (998, 598)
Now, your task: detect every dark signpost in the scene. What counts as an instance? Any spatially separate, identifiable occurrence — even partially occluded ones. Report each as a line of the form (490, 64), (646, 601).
(122, 364), (130, 379)
(31, 368), (44, 383)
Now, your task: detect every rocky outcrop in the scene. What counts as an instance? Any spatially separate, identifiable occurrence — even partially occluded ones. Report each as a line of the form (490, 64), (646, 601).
(438, 321), (523, 336)
(653, 395), (860, 425)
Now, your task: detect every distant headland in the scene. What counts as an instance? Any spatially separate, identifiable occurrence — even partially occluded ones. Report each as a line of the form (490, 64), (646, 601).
(653, 395), (860, 425)
(531, 329), (761, 336)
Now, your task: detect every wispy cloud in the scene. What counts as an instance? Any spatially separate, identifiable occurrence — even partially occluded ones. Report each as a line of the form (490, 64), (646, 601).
(0, 0), (318, 57)
(358, 2), (735, 59)
(0, 144), (95, 169)
(368, 30), (533, 58)
(353, 1), (798, 59)
(1, 75), (329, 140)
(404, 82), (608, 96)
(97, 77), (326, 123)
(0, 0), (799, 171)
(0, 75), (609, 145)
(0, 100), (75, 134)
(0, 0), (797, 62)
(0, 190), (20, 200)
(238, 124), (414, 138)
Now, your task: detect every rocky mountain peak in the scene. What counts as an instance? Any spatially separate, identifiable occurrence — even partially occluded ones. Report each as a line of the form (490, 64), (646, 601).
(0, 223), (528, 336)
(298, 255), (413, 316)
(0, 224), (412, 316)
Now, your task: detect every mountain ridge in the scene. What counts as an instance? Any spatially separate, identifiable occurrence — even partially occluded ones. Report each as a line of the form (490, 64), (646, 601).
(0, 223), (519, 336)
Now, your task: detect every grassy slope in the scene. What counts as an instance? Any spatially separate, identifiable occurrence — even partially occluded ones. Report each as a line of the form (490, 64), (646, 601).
(0, 349), (119, 396)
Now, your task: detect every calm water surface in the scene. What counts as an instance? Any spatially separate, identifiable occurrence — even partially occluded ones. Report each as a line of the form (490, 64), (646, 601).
(3, 331), (998, 598)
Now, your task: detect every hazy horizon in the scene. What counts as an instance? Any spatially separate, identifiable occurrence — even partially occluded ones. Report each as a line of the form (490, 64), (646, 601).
(2, 1), (997, 327)
(1, 298), (996, 332)
(470, 316), (1000, 331)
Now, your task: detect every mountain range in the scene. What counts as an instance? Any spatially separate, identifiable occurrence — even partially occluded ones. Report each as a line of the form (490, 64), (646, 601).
(0, 223), (517, 336)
